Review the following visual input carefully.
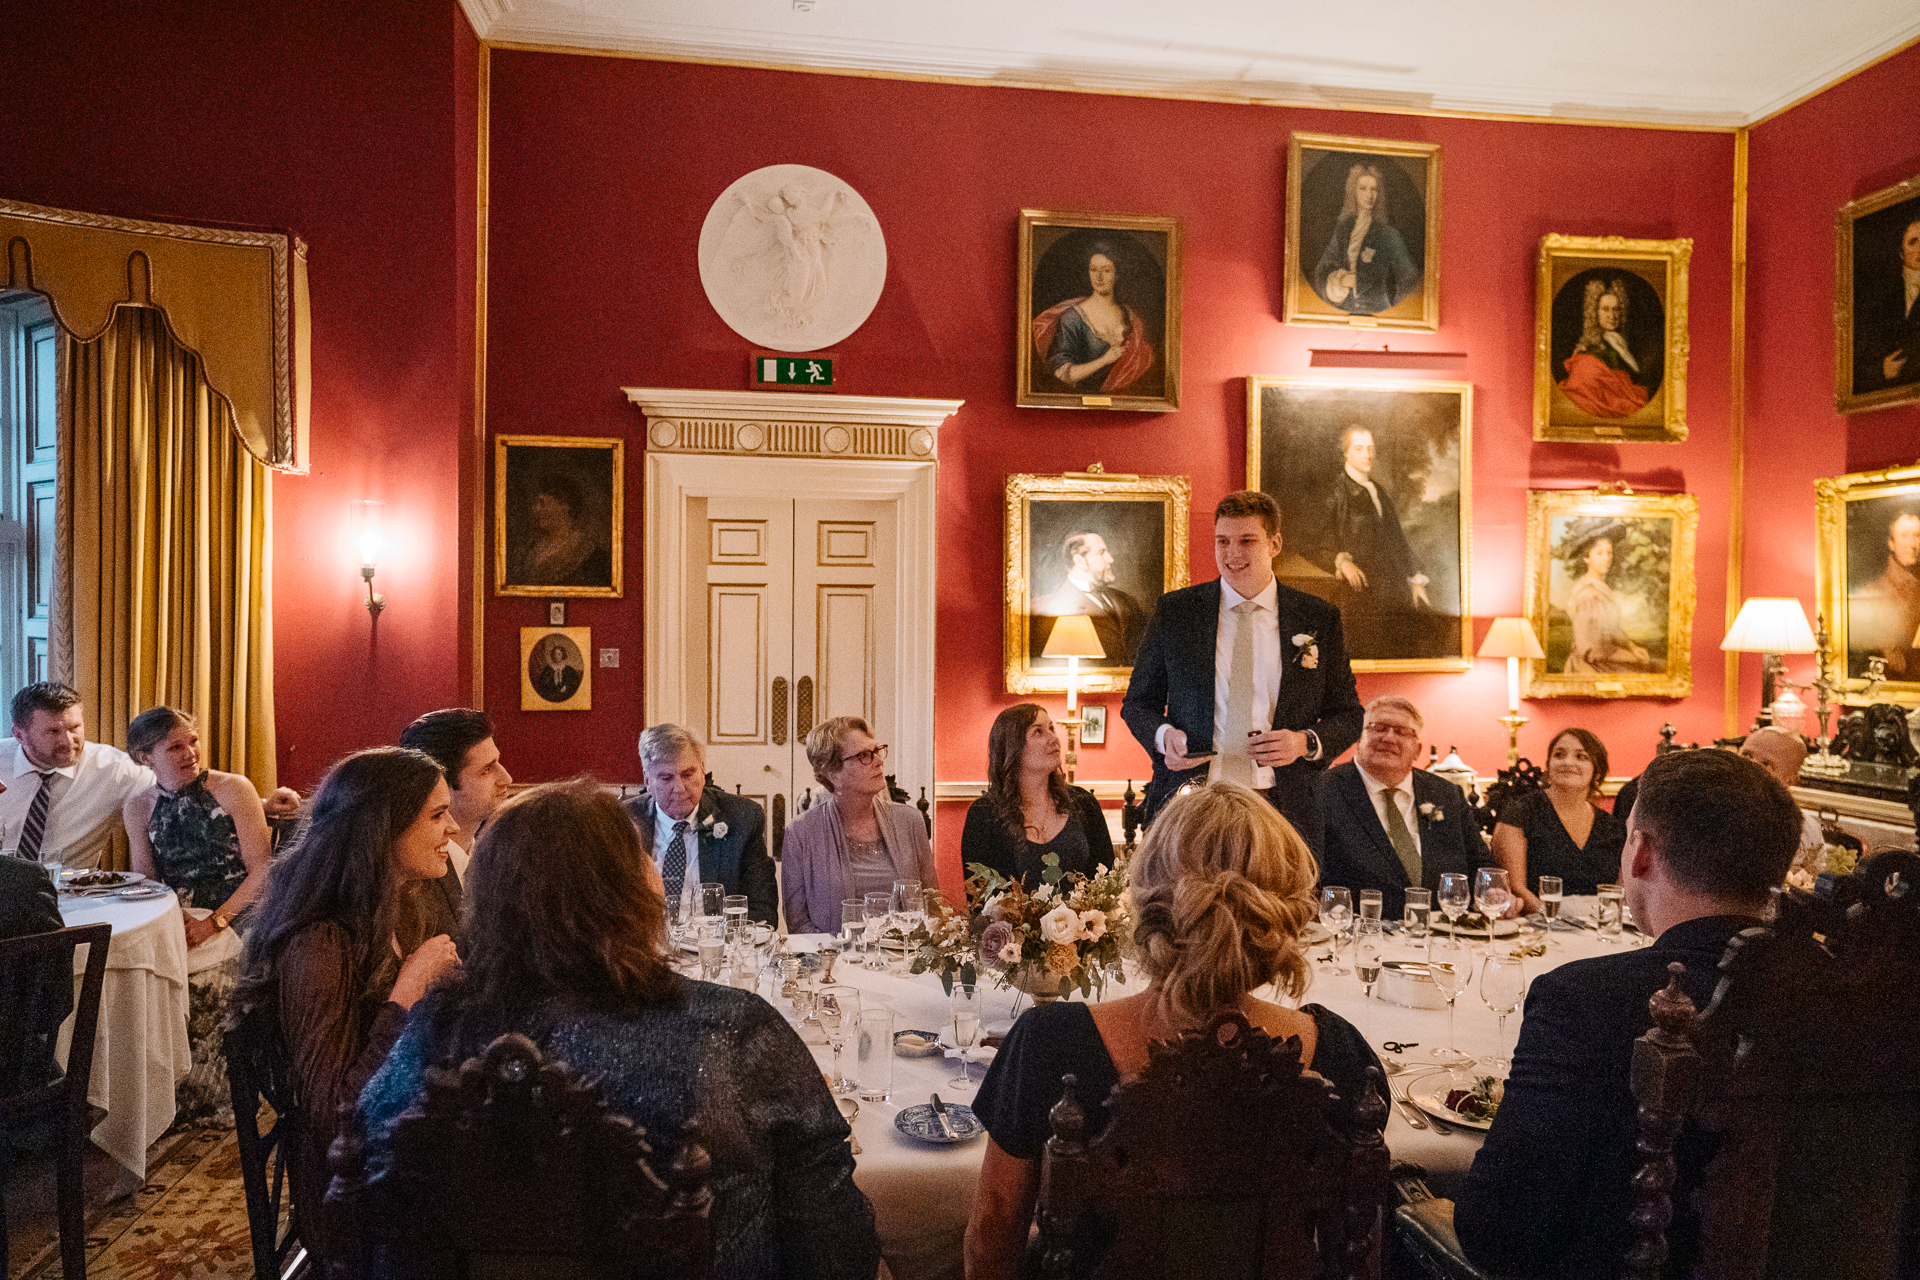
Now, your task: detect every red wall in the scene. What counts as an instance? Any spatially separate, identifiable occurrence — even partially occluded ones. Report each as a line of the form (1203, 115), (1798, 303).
(482, 54), (1738, 882)
(3, 0), (479, 791)
(1743, 43), (1920, 725)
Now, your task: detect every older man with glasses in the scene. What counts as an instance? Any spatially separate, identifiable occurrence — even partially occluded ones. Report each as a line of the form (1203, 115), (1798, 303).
(1313, 694), (1491, 917)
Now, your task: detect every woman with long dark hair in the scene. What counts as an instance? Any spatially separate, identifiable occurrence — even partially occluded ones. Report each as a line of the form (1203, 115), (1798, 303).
(234, 747), (461, 1269)
(357, 779), (880, 1279)
(960, 703), (1112, 886)
(1491, 727), (1626, 910)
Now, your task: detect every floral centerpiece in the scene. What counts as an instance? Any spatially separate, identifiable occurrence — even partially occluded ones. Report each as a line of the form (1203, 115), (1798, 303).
(906, 852), (1130, 999)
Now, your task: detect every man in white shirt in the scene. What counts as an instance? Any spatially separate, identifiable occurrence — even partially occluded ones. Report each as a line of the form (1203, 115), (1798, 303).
(1121, 490), (1364, 852)
(623, 723), (776, 924)
(400, 707), (515, 945)
(0, 682), (296, 870)
(1738, 726), (1826, 880)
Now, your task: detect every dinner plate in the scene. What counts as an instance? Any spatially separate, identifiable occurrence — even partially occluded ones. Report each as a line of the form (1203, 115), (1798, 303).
(114, 884), (172, 901)
(58, 869), (146, 890)
(1430, 916), (1519, 938)
(1406, 1070), (1495, 1131)
(1302, 922), (1332, 946)
(894, 1102), (984, 1144)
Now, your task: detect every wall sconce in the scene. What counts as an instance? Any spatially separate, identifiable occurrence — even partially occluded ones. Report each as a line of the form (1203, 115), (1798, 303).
(1041, 614), (1105, 784)
(354, 500), (387, 618)
(1477, 617), (1545, 765)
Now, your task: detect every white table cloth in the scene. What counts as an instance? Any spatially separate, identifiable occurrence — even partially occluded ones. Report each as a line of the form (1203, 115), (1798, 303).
(56, 889), (194, 1180)
(781, 901), (1636, 1280)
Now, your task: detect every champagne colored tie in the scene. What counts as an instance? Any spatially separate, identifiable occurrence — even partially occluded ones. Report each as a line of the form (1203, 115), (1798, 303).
(1219, 601), (1258, 786)
(1383, 787), (1422, 885)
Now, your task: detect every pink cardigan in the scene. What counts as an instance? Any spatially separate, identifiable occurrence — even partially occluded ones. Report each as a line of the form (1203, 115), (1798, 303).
(779, 794), (939, 934)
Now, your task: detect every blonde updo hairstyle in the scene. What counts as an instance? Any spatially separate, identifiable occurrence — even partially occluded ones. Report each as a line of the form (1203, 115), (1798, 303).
(1129, 782), (1319, 1030)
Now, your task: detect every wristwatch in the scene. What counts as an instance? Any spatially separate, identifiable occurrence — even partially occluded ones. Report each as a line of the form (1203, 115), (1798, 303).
(1304, 730), (1323, 761)
(211, 912), (232, 931)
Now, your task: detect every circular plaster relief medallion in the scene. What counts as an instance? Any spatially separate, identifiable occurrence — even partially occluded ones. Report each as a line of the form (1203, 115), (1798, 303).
(699, 165), (887, 353)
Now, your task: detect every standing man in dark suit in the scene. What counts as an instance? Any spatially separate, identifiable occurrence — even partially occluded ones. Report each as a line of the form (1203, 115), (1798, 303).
(1314, 695), (1487, 918)
(1121, 490), (1364, 852)
(1454, 748), (1802, 1279)
(399, 708), (514, 947)
(625, 723), (777, 925)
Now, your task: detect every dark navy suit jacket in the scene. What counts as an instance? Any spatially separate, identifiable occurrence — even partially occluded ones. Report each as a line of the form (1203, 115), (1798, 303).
(625, 785), (778, 925)
(1120, 579), (1363, 851)
(1314, 762), (1489, 918)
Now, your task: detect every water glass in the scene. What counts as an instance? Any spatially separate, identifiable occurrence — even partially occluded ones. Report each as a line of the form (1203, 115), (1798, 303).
(697, 917), (727, 981)
(1596, 883), (1625, 939)
(1404, 888), (1432, 950)
(855, 1005), (895, 1102)
(818, 985), (860, 1094)
(863, 890), (893, 969)
(950, 982), (983, 1090)
(1357, 888), (1383, 923)
(723, 893), (749, 939)
(700, 882), (726, 921)
(841, 899), (866, 966)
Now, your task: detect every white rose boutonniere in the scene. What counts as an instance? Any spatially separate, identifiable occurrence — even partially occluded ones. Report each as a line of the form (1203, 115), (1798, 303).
(1418, 802), (1439, 822)
(697, 815), (729, 840)
(1291, 632), (1320, 670)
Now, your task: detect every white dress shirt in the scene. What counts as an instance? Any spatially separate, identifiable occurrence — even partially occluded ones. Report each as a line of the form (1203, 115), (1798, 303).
(1356, 762), (1422, 858)
(446, 834), (471, 881)
(0, 738), (153, 869)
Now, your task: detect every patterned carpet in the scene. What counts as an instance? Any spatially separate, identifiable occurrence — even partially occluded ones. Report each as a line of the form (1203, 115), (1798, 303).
(11, 1123), (268, 1280)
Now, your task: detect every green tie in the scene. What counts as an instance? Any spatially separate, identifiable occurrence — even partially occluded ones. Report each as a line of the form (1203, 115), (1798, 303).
(1383, 787), (1421, 886)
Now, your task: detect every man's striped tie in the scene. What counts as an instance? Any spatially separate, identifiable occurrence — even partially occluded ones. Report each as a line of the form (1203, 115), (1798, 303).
(18, 771), (56, 862)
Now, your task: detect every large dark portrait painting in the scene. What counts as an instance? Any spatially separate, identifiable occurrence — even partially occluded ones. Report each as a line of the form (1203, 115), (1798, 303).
(1016, 211), (1181, 413)
(1247, 377), (1470, 671)
(1837, 173), (1920, 415)
(1005, 472), (1190, 694)
(1534, 234), (1690, 442)
(1284, 133), (1439, 331)
(495, 435), (623, 598)
(1819, 470), (1920, 687)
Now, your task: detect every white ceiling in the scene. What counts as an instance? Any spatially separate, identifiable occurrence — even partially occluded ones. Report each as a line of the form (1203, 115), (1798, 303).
(461, 0), (1920, 128)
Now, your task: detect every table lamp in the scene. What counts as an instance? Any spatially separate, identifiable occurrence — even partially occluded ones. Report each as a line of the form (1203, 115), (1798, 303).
(1719, 597), (1817, 731)
(1042, 614), (1105, 784)
(1478, 617), (1545, 765)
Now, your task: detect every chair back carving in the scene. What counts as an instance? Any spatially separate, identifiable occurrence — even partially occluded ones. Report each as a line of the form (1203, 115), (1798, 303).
(1628, 851), (1920, 1279)
(328, 1031), (713, 1279)
(225, 1003), (308, 1278)
(1472, 759), (1544, 836)
(1034, 1011), (1388, 1280)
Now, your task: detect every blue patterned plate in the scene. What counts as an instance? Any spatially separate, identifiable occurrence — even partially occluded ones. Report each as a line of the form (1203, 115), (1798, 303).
(894, 1102), (984, 1145)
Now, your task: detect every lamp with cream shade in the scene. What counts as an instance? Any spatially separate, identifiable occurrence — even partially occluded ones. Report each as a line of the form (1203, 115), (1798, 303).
(1041, 614), (1105, 784)
(1478, 617), (1545, 765)
(1719, 597), (1818, 732)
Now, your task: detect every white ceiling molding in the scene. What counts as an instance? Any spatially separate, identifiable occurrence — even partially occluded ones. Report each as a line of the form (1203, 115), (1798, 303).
(459, 0), (1920, 129)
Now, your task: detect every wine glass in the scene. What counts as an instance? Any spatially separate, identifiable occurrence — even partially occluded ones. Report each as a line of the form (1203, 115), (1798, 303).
(1479, 953), (1527, 1072)
(1318, 886), (1353, 975)
(1354, 920), (1383, 1000)
(1427, 954), (1476, 1064)
(1537, 875), (1564, 946)
(862, 890), (892, 969)
(893, 878), (922, 930)
(1436, 872), (1471, 942)
(950, 982), (983, 1090)
(818, 985), (860, 1094)
(1475, 868), (1513, 926)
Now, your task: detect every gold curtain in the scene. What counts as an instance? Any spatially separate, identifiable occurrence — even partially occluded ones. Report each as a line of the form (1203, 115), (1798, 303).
(59, 304), (276, 796)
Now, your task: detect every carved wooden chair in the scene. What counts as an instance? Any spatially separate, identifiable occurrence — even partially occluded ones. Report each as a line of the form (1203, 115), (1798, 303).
(1470, 759), (1545, 837)
(1032, 1010), (1389, 1280)
(327, 1031), (714, 1280)
(225, 1003), (309, 1278)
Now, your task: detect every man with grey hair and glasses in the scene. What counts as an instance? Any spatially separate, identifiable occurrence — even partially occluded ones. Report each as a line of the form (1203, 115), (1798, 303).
(1313, 693), (1490, 917)
(623, 723), (776, 925)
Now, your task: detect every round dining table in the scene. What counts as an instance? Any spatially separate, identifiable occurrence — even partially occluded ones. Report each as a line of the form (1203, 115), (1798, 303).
(780, 898), (1635, 1280)
(56, 886), (199, 1181)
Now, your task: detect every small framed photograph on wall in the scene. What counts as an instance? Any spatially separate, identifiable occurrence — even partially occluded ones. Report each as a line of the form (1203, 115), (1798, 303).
(1079, 704), (1107, 745)
(1005, 470), (1191, 694)
(1284, 133), (1440, 332)
(1836, 172), (1920, 415)
(1247, 376), (1471, 672)
(521, 626), (592, 711)
(1533, 235), (1691, 442)
(1521, 489), (1698, 700)
(1016, 210), (1182, 412)
(495, 435), (623, 597)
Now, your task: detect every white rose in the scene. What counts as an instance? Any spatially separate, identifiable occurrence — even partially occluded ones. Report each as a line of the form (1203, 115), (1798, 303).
(1040, 904), (1080, 945)
(712, 821), (728, 839)
(1292, 633), (1313, 646)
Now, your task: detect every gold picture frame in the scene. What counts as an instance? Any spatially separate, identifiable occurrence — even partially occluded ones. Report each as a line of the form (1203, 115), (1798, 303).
(494, 434), (623, 597)
(1522, 489), (1698, 699)
(1533, 234), (1691, 442)
(1283, 133), (1440, 332)
(1016, 210), (1182, 412)
(521, 626), (592, 711)
(1005, 469), (1191, 694)
(1246, 376), (1472, 672)
(1835, 172), (1920, 415)
(1816, 462), (1920, 702)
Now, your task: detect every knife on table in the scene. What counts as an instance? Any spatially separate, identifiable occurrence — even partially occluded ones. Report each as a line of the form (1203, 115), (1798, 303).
(930, 1093), (958, 1139)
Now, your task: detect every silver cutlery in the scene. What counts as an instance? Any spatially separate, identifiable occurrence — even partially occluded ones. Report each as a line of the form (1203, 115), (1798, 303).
(930, 1092), (958, 1140)
(1393, 1079), (1430, 1130)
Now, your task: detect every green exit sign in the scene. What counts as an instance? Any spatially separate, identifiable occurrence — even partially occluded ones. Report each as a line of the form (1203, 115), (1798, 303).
(750, 351), (837, 391)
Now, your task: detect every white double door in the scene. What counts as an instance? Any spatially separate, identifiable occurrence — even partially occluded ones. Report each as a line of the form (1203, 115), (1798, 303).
(645, 453), (935, 858)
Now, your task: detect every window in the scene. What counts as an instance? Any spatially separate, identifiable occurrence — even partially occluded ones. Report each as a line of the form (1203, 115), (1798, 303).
(0, 292), (57, 707)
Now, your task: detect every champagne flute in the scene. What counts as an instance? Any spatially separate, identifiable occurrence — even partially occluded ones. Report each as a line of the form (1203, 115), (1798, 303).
(950, 982), (983, 1090)
(1537, 875), (1564, 946)
(1319, 886), (1353, 975)
(1427, 955), (1476, 1064)
(1479, 953), (1526, 1073)
(862, 890), (892, 969)
(1475, 867), (1513, 928)
(818, 985), (860, 1094)
(1355, 920), (1383, 999)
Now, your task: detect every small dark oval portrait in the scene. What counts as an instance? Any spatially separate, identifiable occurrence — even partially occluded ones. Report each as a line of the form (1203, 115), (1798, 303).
(1550, 268), (1665, 419)
(1298, 152), (1426, 315)
(1029, 229), (1167, 399)
(528, 633), (584, 703)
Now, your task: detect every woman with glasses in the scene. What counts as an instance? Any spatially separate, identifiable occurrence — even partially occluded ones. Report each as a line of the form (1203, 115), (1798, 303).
(781, 716), (940, 934)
